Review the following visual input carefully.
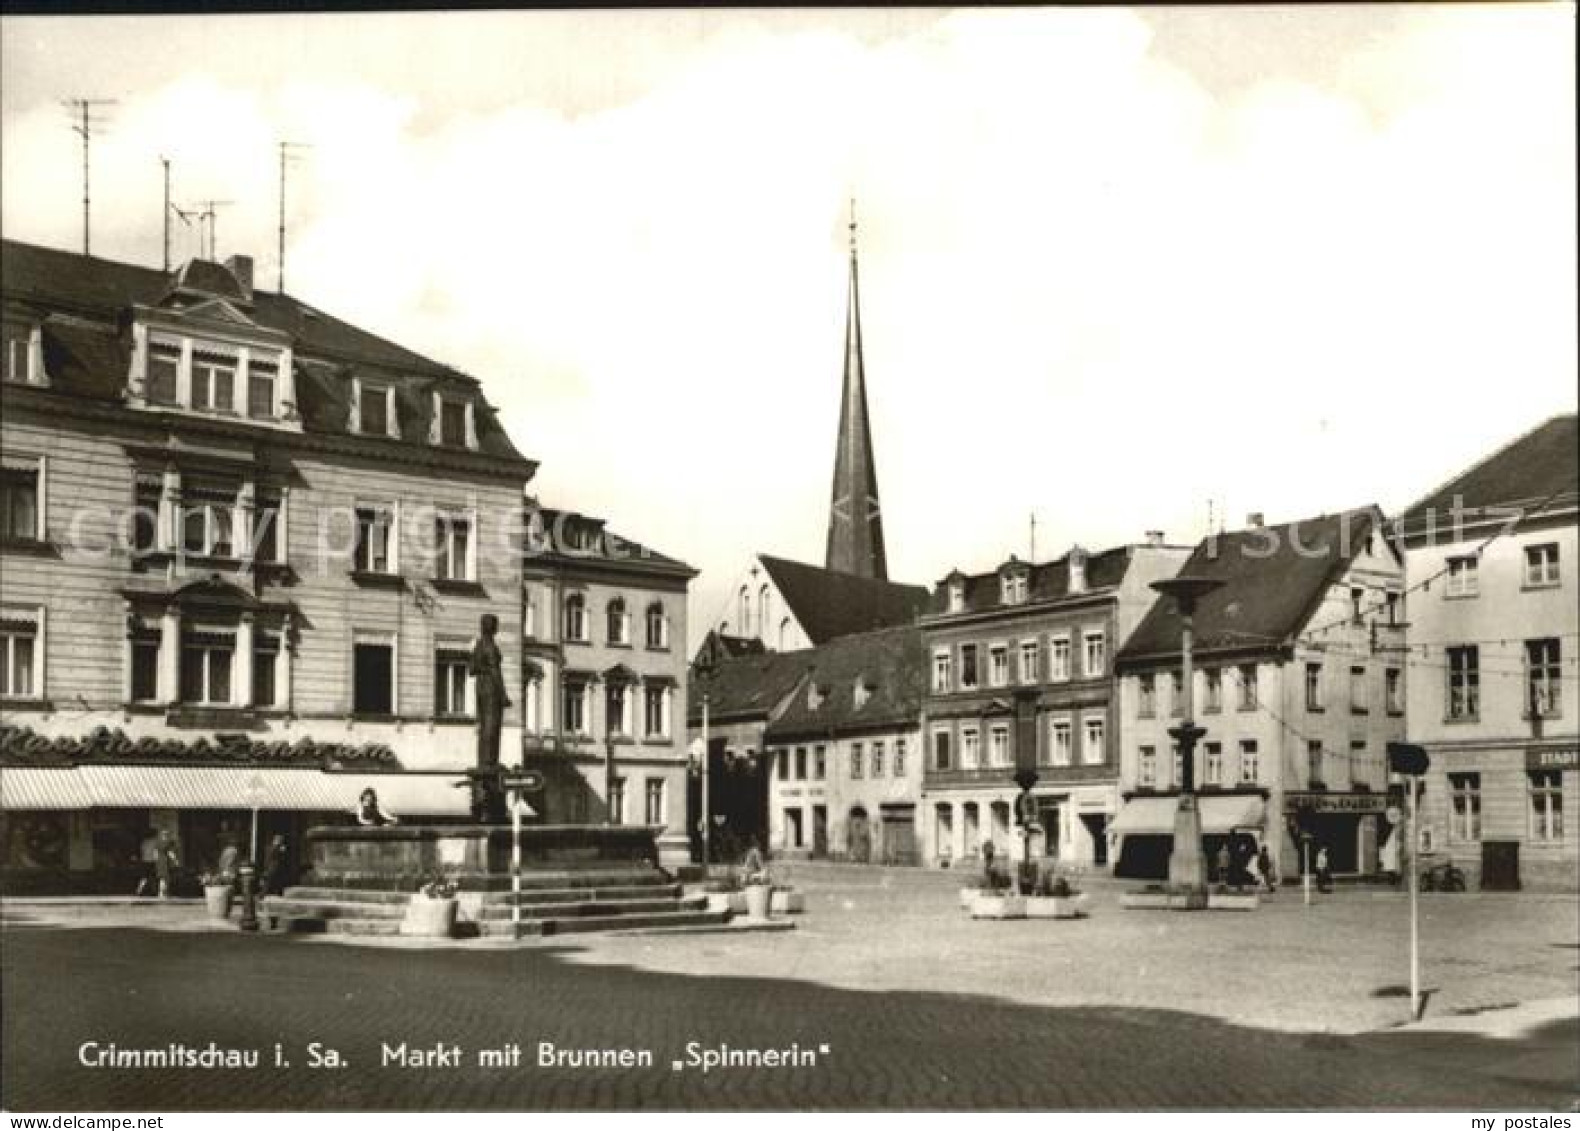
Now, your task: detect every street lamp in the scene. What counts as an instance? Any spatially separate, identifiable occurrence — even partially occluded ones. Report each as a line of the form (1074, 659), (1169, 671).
(1151, 575), (1224, 910)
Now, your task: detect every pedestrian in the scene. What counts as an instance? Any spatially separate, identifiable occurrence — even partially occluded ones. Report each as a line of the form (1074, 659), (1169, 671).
(1315, 845), (1333, 893)
(154, 829), (179, 899)
(135, 829), (159, 896)
(260, 834), (290, 897)
(216, 836), (241, 915)
(353, 788), (398, 827)
(1244, 842), (1262, 891)
(1215, 842), (1231, 886)
(1258, 844), (1277, 892)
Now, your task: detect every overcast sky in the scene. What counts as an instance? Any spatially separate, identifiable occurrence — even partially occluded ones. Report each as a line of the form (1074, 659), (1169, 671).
(2, 6), (1574, 644)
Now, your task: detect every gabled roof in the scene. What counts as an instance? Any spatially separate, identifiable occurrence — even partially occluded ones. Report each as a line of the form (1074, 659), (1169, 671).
(1117, 507), (1386, 666)
(688, 648), (811, 725)
(693, 630), (767, 667)
(1401, 414), (1578, 538)
(930, 544), (1135, 615)
(765, 624), (926, 742)
(1, 239), (529, 466)
(758, 553), (929, 644)
(525, 504), (696, 578)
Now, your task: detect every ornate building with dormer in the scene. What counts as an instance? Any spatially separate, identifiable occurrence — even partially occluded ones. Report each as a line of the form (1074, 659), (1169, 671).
(0, 239), (536, 892)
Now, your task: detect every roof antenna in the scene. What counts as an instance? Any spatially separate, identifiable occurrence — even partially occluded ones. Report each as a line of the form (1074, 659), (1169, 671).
(160, 156), (172, 272)
(183, 199), (234, 261)
(63, 97), (117, 256)
(1029, 512), (1037, 565)
(277, 140), (311, 293)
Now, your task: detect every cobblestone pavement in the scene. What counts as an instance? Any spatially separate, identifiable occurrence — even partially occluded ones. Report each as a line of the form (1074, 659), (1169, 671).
(1, 869), (1575, 1111)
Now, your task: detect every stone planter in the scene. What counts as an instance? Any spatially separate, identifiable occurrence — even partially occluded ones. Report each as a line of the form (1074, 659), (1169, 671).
(203, 884), (231, 921)
(400, 895), (458, 938)
(743, 883), (772, 920)
(1119, 890), (1172, 910)
(959, 887), (981, 911)
(1025, 894), (1089, 919)
(770, 888), (805, 914)
(705, 891), (748, 915)
(1208, 890), (1259, 911)
(970, 893), (1026, 920)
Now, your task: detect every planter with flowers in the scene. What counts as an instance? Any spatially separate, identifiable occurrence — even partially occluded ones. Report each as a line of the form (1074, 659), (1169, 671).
(1024, 872), (1090, 920)
(401, 873), (459, 938)
(199, 872), (232, 921)
(743, 877), (773, 920)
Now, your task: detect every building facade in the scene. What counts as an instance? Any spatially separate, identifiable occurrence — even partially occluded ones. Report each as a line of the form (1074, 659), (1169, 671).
(1399, 415), (1578, 891)
(0, 240), (534, 892)
(1113, 508), (1406, 881)
(919, 542), (1189, 871)
(763, 625), (925, 863)
(521, 505), (695, 865)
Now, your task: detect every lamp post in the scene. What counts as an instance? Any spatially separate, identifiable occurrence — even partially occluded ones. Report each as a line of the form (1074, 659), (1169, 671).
(1151, 575), (1224, 910)
(701, 689), (712, 870)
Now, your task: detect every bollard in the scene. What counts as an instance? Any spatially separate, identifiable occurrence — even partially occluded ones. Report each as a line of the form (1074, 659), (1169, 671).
(237, 861), (259, 932)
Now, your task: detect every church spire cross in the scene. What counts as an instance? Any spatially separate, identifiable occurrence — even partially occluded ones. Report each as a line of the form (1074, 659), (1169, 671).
(825, 199), (889, 581)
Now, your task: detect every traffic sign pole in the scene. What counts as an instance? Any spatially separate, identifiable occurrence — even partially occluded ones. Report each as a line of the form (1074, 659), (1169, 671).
(1409, 777), (1420, 1021)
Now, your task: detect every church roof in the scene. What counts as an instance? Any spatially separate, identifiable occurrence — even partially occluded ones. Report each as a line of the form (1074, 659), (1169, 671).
(759, 553), (930, 645)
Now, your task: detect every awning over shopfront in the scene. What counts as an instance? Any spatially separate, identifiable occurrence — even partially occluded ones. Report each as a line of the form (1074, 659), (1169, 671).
(1111, 794), (1267, 835)
(0, 766), (470, 816)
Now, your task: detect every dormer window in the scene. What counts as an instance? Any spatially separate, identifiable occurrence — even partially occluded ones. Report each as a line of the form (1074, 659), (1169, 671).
(191, 350), (236, 413)
(146, 343), (179, 404)
(853, 679), (870, 709)
(354, 379), (398, 438)
(947, 576), (966, 613)
(1000, 569), (1028, 605)
(247, 359), (277, 419)
(807, 682), (825, 711)
(3, 322), (46, 386)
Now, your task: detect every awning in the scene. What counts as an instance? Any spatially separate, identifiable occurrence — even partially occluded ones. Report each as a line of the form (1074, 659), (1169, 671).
(0, 766), (470, 817)
(1111, 794), (1267, 836)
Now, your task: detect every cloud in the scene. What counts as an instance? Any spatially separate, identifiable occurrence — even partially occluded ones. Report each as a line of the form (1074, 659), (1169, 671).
(1, 7), (1573, 646)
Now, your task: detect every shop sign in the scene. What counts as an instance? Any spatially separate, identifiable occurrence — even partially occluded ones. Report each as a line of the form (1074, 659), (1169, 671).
(1283, 792), (1387, 814)
(1526, 746), (1579, 771)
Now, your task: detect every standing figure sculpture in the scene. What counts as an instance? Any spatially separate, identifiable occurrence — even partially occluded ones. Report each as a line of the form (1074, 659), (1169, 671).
(468, 613), (512, 823)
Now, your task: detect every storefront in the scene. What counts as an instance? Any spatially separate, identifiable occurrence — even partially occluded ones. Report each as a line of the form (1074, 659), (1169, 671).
(1283, 791), (1388, 878)
(1111, 790), (1268, 880)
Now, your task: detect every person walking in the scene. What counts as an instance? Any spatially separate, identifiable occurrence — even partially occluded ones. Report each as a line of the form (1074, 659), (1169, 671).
(260, 834), (290, 897)
(1258, 844), (1278, 893)
(1315, 845), (1333, 893)
(135, 829), (159, 896)
(154, 829), (179, 899)
(1215, 842), (1231, 886)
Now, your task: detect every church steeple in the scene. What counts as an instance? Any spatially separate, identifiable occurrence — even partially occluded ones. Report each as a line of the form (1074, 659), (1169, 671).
(825, 202), (889, 581)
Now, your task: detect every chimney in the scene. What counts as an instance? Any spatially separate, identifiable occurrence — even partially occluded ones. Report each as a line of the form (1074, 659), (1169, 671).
(1145, 530), (1164, 548)
(1247, 512), (1265, 529)
(224, 254), (254, 302)
(1068, 545), (1087, 594)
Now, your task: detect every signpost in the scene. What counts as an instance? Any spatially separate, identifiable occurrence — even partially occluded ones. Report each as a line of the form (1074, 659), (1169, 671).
(1388, 741), (1431, 1021)
(500, 770), (545, 937)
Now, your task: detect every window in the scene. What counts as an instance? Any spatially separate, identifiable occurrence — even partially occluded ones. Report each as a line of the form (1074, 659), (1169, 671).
(146, 344), (178, 404)
(608, 777), (625, 824)
(132, 476), (161, 552)
(814, 745), (827, 780)
(853, 679), (870, 710)
(181, 630), (234, 706)
(784, 807), (804, 849)
(606, 683), (630, 737)
(440, 400), (467, 447)
(253, 634), (280, 708)
(562, 680), (589, 736)
(1049, 636), (1071, 681)
(1447, 646), (1479, 720)
(989, 645), (1009, 687)
(1204, 669), (1222, 714)
(776, 750), (789, 781)
(1527, 638), (1562, 717)
(932, 730), (952, 771)
(1449, 773), (1482, 841)
(1237, 665), (1258, 710)
(1239, 740), (1259, 784)
(247, 360), (277, 419)
(1305, 663), (1323, 712)
(1349, 740), (1368, 787)
(960, 727), (979, 769)
(932, 650), (951, 693)
(1083, 631), (1106, 677)
(1349, 666), (1368, 714)
(645, 604), (668, 649)
(1082, 717), (1104, 765)
(253, 492), (283, 563)
(1204, 742), (1223, 786)
(123, 633), (159, 705)
(359, 383), (392, 435)
(1446, 555), (1479, 597)
(643, 685), (669, 738)
(1171, 743), (1184, 788)
(644, 779), (665, 826)
(434, 513), (473, 581)
(1019, 640), (1039, 684)
(894, 739), (906, 778)
(1530, 771), (1564, 841)
(871, 741), (885, 778)
(0, 616), (38, 698)
(989, 724), (1011, 767)
(851, 742), (864, 779)
(434, 649), (470, 717)
(794, 747), (807, 781)
(1139, 745), (1157, 788)
(606, 599), (630, 645)
(353, 506), (395, 574)
(947, 580), (965, 613)
(1001, 572), (1027, 604)
(1350, 586), (1365, 625)
(191, 352), (235, 412)
(3, 323), (35, 383)
(183, 495), (234, 558)
(1137, 675), (1156, 718)
(1386, 668), (1404, 715)
(960, 644), (979, 689)
(563, 594), (588, 642)
(352, 638), (394, 716)
(1, 464), (40, 541)
(1525, 543), (1560, 587)
(1049, 719), (1072, 767)
(1308, 740), (1325, 787)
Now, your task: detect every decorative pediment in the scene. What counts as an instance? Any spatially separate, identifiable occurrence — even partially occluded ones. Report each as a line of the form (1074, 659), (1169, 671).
(176, 297), (259, 328)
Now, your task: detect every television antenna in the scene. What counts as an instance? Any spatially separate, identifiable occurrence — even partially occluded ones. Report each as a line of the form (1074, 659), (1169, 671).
(276, 140), (312, 292)
(63, 97), (118, 255)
